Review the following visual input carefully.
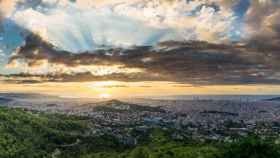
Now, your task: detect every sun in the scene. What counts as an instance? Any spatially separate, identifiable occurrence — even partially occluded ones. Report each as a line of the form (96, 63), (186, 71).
(98, 93), (112, 99)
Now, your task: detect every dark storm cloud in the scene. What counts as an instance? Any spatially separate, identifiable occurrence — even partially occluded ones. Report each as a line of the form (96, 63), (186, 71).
(6, 33), (280, 85)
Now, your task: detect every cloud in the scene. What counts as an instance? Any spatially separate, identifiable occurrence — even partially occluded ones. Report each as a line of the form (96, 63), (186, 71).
(5, 33), (280, 85)
(1, 0), (280, 86)
(244, 0), (280, 45)
(7, 34), (144, 76)
(13, 7), (179, 52)
(0, 0), (238, 53)
(0, 0), (16, 18)
(1, 0), (278, 50)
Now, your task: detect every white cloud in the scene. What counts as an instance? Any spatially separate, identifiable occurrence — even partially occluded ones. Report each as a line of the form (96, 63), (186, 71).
(13, 7), (180, 52)
(0, 0), (17, 18)
(243, 0), (280, 43)
(2, 0), (237, 52)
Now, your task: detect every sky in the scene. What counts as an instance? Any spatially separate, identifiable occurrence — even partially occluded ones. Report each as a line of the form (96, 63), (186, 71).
(0, 0), (280, 97)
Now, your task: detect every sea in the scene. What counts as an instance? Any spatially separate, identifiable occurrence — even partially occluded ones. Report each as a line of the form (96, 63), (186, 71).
(147, 95), (280, 102)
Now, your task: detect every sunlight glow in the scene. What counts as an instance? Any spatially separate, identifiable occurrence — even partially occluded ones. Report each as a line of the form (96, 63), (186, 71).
(7, 60), (143, 76)
(1, 81), (280, 98)
(89, 81), (121, 87)
(98, 93), (112, 99)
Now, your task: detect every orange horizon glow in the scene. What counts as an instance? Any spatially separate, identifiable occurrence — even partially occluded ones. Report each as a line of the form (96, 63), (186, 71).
(1, 81), (280, 98)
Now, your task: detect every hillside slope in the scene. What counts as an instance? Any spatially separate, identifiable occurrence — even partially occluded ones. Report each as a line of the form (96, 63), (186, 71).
(0, 107), (280, 158)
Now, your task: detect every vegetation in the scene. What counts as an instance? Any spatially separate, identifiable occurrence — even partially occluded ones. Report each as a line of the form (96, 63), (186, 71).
(93, 100), (164, 113)
(0, 107), (279, 158)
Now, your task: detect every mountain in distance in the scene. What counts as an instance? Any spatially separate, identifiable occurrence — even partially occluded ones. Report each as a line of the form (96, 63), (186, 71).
(264, 97), (280, 101)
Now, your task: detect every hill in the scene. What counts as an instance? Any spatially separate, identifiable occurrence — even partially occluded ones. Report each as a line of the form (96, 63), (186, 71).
(0, 97), (12, 104)
(264, 97), (280, 101)
(0, 107), (280, 158)
(91, 99), (165, 113)
(0, 107), (123, 158)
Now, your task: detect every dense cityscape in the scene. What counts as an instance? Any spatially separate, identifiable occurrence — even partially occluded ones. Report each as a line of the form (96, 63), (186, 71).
(2, 94), (280, 145)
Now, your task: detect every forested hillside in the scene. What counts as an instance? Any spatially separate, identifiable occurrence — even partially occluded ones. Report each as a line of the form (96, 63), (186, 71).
(0, 107), (279, 158)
